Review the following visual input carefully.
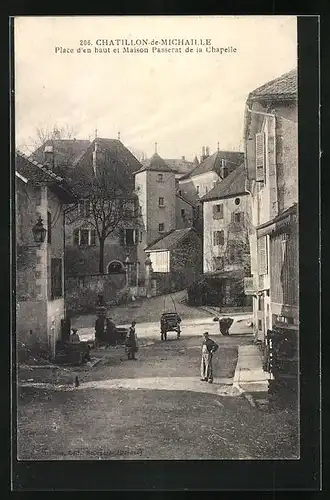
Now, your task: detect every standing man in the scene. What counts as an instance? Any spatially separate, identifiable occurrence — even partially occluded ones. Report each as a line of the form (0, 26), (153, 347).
(200, 332), (218, 383)
(125, 321), (138, 360)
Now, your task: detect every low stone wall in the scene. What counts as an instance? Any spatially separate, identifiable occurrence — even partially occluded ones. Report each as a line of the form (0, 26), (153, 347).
(66, 273), (128, 315)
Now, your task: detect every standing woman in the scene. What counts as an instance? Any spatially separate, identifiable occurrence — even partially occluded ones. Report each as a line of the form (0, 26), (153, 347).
(125, 321), (138, 360)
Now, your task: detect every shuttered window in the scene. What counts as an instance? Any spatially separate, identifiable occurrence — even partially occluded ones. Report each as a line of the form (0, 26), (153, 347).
(51, 258), (62, 299)
(213, 204), (224, 219)
(257, 236), (268, 275)
(121, 228), (139, 245)
(90, 229), (96, 246)
(73, 229), (79, 245)
(47, 211), (52, 243)
(255, 132), (265, 182)
(213, 230), (224, 246)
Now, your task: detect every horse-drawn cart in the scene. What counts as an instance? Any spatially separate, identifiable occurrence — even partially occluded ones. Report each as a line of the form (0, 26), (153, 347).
(160, 312), (181, 340)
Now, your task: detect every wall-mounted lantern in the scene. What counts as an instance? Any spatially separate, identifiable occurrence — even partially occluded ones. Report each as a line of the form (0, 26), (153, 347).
(32, 216), (47, 244)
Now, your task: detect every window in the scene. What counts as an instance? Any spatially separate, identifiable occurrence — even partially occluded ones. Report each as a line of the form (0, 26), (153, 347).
(139, 231), (143, 243)
(90, 229), (96, 246)
(157, 173), (164, 182)
(51, 258), (62, 299)
(196, 185), (200, 195)
(158, 197), (164, 207)
(178, 190), (182, 196)
(80, 229), (89, 245)
(213, 230), (224, 246)
(79, 200), (91, 217)
(181, 209), (185, 217)
(159, 223), (165, 232)
(213, 203), (224, 219)
(73, 228), (97, 246)
(124, 229), (135, 245)
(120, 228), (139, 246)
(255, 132), (265, 182)
(212, 181), (217, 188)
(234, 212), (244, 224)
(213, 256), (224, 270)
(47, 211), (52, 243)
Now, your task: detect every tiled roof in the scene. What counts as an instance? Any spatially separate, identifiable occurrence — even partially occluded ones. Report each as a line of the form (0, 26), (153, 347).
(164, 158), (195, 175)
(180, 150), (244, 180)
(145, 228), (194, 251)
(16, 150), (64, 183)
(201, 163), (247, 202)
(15, 151), (77, 202)
(89, 138), (143, 174)
(31, 139), (91, 168)
(136, 153), (173, 173)
(176, 187), (200, 205)
(248, 68), (297, 101)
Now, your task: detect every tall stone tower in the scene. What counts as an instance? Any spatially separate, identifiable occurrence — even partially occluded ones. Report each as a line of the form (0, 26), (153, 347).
(134, 145), (176, 246)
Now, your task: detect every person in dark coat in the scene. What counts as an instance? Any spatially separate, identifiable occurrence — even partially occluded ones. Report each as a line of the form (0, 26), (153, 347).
(95, 315), (105, 345)
(219, 317), (234, 336)
(105, 316), (117, 345)
(125, 321), (138, 360)
(200, 332), (218, 383)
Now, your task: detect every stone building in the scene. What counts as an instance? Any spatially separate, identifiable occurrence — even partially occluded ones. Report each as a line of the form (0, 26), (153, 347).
(32, 137), (146, 309)
(144, 227), (203, 295)
(201, 163), (252, 307)
(135, 150), (176, 246)
(15, 151), (77, 359)
(243, 68), (298, 343)
(178, 146), (244, 200)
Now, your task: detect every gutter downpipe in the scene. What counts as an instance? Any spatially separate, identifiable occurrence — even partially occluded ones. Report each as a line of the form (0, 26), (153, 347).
(245, 105), (278, 345)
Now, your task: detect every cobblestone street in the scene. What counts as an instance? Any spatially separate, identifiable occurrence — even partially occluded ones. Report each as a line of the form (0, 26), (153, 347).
(17, 325), (299, 461)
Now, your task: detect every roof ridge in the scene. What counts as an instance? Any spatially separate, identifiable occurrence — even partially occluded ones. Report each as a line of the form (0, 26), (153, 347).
(200, 163), (247, 202)
(146, 229), (176, 249)
(16, 150), (64, 182)
(248, 68), (297, 99)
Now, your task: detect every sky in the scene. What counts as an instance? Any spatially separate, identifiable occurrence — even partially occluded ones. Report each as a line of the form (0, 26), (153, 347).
(14, 16), (297, 161)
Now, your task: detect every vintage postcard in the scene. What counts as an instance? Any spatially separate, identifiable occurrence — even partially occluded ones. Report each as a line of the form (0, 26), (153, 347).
(13, 15), (303, 468)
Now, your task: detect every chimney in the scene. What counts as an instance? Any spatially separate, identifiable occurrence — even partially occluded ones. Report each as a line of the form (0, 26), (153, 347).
(181, 155), (185, 161)
(201, 146), (206, 162)
(193, 155), (199, 166)
(118, 131), (121, 141)
(220, 158), (228, 178)
(205, 146), (210, 157)
(44, 145), (54, 168)
(92, 139), (99, 176)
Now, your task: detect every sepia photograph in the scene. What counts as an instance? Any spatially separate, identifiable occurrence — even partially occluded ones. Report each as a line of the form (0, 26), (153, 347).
(13, 15), (300, 462)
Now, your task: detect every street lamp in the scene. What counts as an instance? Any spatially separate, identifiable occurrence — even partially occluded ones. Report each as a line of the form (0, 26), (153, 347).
(31, 216), (47, 244)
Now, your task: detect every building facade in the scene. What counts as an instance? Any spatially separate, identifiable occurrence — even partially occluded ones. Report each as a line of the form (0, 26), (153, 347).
(16, 151), (77, 359)
(243, 68), (298, 343)
(135, 152), (176, 246)
(145, 227), (203, 295)
(178, 146), (244, 201)
(201, 163), (252, 307)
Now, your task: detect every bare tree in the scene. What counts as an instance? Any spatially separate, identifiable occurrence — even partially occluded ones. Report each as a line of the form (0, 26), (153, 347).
(127, 146), (146, 162)
(67, 148), (142, 274)
(19, 124), (78, 155)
